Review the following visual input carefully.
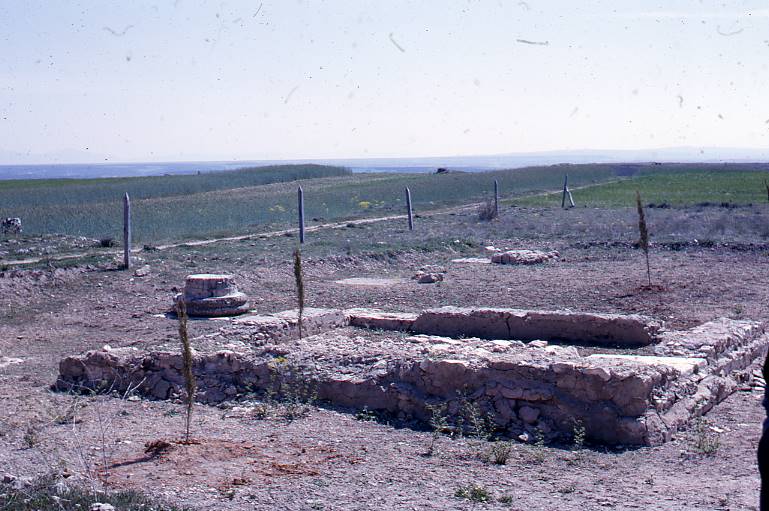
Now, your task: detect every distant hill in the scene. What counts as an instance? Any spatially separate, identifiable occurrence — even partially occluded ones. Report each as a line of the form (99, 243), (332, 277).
(1, 146), (768, 180)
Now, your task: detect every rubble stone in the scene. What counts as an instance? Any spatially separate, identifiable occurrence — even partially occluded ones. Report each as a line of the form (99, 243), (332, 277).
(491, 249), (559, 265)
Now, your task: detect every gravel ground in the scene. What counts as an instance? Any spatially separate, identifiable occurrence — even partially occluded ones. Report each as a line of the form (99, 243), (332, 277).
(0, 206), (767, 510)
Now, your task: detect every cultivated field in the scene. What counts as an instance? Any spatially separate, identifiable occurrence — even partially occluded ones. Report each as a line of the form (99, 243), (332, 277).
(1, 163), (769, 510)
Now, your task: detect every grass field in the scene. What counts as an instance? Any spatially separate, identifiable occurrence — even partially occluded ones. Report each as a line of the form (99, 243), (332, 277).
(517, 166), (769, 208)
(3, 162), (769, 245)
(0, 164), (615, 243)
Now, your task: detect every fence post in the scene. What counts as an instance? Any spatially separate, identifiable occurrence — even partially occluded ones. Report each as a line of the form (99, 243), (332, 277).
(405, 187), (414, 231)
(561, 174), (568, 209)
(298, 186), (305, 243)
(494, 179), (499, 216)
(123, 192), (131, 269)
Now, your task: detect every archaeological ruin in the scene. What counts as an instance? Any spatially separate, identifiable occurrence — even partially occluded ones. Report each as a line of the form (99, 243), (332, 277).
(56, 304), (768, 447)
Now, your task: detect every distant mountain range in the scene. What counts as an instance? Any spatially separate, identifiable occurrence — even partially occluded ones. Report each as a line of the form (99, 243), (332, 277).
(1, 147), (768, 180)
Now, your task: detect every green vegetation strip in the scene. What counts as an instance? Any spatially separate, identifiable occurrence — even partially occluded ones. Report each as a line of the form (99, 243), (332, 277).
(517, 170), (769, 208)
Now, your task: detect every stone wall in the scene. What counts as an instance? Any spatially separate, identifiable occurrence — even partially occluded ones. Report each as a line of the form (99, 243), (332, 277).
(55, 310), (768, 447)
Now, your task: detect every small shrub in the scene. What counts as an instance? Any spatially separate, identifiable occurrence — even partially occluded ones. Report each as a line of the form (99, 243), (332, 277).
(98, 237), (116, 248)
(266, 360), (317, 422)
(22, 425), (39, 449)
(572, 420), (586, 450)
(0, 474), (187, 511)
(530, 428), (547, 464)
(692, 417), (720, 455)
(354, 407), (377, 422)
(454, 484), (492, 503)
(486, 441), (513, 465)
(424, 404), (449, 457)
(477, 199), (498, 221)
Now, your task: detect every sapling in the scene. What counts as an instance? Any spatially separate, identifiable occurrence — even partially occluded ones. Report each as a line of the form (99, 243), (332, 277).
(293, 247), (305, 338)
(636, 190), (651, 286)
(176, 300), (195, 443)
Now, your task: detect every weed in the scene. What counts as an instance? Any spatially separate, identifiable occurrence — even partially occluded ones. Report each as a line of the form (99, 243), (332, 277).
(0, 473), (187, 511)
(266, 359), (317, 422)
(691, 417), (720, 455)
(454, 484), (492, 503)
(486, 441), (513, 465)
(557, 484), (576, 494)
(22, 424), (39, 449)
(572, 419), (586, 450)
(733, 304), (745, 318)
(354, 407), (377, 422)
(530, 427), (547, 464)
(457, 391), (492, 441)
(497, 495), (514, 505)
(424, 404), (449, 456)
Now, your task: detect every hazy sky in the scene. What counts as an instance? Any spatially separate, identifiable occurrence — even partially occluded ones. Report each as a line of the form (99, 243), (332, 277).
(1, 1), (768, 163)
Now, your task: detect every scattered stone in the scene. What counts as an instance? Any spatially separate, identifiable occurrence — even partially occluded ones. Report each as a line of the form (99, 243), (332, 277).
(412, 265), (446, 284)
(415, 272), (443, 284)
(335, 277), (405, 287)
(174, 274), (250, 317)
(133, 265), (151, 277)
(451, 257), (491, 264)
(491, 249), (559, 265)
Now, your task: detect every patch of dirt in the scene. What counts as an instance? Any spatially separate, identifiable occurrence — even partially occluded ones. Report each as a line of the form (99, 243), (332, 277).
(0, 206), (767, 510)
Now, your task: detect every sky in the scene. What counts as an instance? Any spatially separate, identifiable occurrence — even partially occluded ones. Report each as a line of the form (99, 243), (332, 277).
(1, 0), (768, 164)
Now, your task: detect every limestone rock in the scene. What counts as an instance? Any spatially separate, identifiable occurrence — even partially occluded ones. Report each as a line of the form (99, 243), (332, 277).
(175, 274), (250, 317)
(491, 249), (559, 265)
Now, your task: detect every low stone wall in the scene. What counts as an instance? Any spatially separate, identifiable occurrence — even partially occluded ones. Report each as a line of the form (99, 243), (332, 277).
(55, 311), (768, 446)
(406, 307), (662, 346)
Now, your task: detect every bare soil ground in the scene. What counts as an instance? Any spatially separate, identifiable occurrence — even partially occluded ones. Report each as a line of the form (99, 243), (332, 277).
(1, 204), (767, 510)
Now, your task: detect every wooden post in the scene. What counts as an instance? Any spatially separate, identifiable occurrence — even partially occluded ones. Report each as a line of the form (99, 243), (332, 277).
(123, 192), (131, 269)
(405, 187), (414, 231)
(561, 174), (568, 209)
(298, 186), (305, 243)
(493, 179), (499, 216)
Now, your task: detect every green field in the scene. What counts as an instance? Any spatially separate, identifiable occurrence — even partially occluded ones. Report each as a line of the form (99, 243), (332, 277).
(3, 162), (768, 245)
(0, 164), (615, 243)
(517, 166), (769, 208)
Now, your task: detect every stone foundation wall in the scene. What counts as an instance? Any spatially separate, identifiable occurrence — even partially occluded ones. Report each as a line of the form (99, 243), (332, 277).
(56, 313), (768, 446)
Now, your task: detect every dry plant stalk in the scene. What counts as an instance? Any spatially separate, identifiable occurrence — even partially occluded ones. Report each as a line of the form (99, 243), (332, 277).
(293, 247), (305, 338)
(176, 300), (196, 443)
(636, 190), (651, 287)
